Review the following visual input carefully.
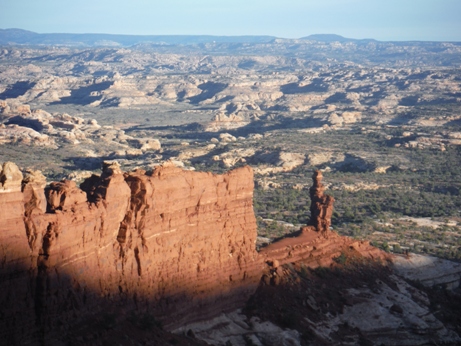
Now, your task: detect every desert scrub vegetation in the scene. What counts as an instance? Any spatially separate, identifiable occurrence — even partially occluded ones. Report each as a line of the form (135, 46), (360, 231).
(253, 143), (461, 261)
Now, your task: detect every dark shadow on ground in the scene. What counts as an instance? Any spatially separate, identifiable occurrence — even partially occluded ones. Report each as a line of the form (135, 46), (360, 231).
(188, 82), (228, 104)
(400, 96), (460, 107)
(387, 112), (419, 126)
(6, 115), (44, 131)
(280, 78), (328, 94)
(126, 116), (327, 142)
(50, 81), (113, 105)
(324, 92), (353, 104)
(446, 118), (461, 129)
(0, 260), (214, 346)
(0, 81), (36, 100)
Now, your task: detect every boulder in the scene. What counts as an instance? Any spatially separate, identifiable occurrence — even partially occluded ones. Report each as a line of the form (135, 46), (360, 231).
(0, 162), (23, 191)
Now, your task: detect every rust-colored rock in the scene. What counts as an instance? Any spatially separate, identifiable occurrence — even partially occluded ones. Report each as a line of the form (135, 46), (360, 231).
(308, 170), (334, 235)
(0, 162), (262, 344)
(45, 180), (88, 212)
(0, 162), (391, 345)
(261, 170), (388, 271)
(260, 227), (388, 270)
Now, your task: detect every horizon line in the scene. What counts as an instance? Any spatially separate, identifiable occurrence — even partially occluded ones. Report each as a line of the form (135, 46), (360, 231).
(1, 28), (460, 43)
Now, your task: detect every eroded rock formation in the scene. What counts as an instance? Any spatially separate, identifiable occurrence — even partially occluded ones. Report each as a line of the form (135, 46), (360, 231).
(260, 170), (386, 269)
(0, 161), (262, 344)
(309, 170), (334, 235)
(2, 162), (453, 346)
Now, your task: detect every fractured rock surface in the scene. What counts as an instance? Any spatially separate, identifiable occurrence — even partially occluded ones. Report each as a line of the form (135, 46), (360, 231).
(393, 253), (461, 289)
(0, 162), (261, 344)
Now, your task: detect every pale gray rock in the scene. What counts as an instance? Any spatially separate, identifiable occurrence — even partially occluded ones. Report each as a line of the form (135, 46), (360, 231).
(173, 310), (301, 346)
(393, 253), (461, 289)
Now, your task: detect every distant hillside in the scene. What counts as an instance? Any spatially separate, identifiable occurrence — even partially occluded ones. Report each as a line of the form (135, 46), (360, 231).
(301, 33), (377, 43)
(2, 29), (459, 51)
(0, 28), (276, 47)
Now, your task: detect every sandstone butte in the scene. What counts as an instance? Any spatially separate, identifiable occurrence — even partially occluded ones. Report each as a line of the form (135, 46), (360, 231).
(0, 161), (387, 344)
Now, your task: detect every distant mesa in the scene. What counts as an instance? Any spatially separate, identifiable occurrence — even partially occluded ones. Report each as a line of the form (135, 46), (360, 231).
(0, 28), (276, 47)
(0, 28), (382, 47)
(300, 33), (378, 43)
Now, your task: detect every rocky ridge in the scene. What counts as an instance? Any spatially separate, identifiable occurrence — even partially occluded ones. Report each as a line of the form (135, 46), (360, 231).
(2, 47), (461, 135)
(0, 101), (161, 152)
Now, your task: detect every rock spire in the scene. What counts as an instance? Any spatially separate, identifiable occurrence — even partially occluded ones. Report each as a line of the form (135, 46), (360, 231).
(309, 170), (335, 235)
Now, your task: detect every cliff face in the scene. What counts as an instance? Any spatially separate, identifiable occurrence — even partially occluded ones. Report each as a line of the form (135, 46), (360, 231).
(0, 163), (385, 343)
(0, 162), (262, 343)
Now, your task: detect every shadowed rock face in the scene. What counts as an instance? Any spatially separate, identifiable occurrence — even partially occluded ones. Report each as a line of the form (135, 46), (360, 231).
(0, 162), (262, 344)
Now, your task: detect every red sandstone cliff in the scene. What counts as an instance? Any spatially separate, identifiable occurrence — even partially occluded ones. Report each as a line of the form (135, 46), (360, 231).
(0, 163), (389, 345)
(0, 161), (262, 344)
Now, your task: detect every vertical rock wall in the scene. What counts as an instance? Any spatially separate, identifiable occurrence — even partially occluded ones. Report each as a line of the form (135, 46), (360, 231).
(0, 162), (389, 345)
(0, 162), (262, 344)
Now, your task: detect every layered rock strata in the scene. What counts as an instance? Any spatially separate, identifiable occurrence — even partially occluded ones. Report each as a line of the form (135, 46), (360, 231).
(0, 163), (395, 345)
(0, 162), (262, 344)
(260, 229), (386, 271)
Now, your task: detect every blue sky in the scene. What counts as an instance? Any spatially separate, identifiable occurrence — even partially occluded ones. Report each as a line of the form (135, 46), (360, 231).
(1, 0), (460, 41)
